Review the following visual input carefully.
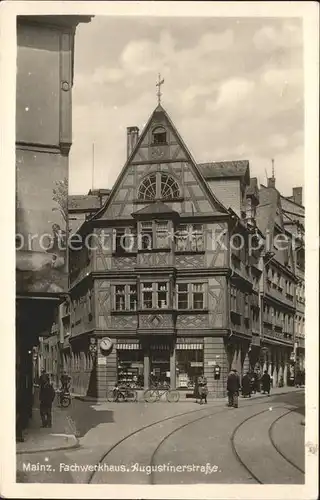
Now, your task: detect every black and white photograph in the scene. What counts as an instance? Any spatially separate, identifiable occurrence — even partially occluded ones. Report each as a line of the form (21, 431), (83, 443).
(0, 1), (318, 499)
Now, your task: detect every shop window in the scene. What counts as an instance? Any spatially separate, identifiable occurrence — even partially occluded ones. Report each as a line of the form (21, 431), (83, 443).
(176, 343), (204, 390)
(117, 345), (144, 389)
(175, 224), (204, 252)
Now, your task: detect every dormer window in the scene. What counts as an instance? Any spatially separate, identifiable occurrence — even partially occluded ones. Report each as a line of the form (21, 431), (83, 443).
(152, 126), (167, 145)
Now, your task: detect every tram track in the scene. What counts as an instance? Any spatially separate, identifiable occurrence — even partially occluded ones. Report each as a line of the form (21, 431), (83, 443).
(87, 393), (304, 484)
(230, 405), (305, 484)
(268, 408), (305, 474)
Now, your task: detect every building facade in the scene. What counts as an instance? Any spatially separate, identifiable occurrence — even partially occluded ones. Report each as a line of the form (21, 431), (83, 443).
(15, 15), (91, 432)
(65, 103), (278, 399)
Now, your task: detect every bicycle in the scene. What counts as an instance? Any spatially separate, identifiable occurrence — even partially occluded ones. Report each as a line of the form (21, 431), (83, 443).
(107, 385), (138, 403)
(57, 389), (72, 408)
(143, 384), (180, 403)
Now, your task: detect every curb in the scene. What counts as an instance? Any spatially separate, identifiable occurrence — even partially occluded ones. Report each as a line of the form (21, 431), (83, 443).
(16, 435), (80, 455)
(74, 387), (303, 404)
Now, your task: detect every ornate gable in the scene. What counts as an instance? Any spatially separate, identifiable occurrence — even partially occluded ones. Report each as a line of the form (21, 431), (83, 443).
(93, 104), (228, 221)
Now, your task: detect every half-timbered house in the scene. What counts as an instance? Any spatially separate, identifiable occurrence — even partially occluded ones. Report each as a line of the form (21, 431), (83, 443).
(67, 103), (263, 398)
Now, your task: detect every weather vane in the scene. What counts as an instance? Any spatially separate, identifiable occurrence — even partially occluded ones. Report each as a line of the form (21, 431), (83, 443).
(156, 73), (164, 104)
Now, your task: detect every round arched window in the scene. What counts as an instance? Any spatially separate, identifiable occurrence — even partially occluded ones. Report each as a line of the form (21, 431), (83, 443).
(138, 173), (180, 201)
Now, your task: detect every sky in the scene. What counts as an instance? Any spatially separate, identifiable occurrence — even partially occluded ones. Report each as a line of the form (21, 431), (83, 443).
(69, 16), (304, 199)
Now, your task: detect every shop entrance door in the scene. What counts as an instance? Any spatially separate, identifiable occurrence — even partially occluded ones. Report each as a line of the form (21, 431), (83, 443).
(150, 343), (170, 388)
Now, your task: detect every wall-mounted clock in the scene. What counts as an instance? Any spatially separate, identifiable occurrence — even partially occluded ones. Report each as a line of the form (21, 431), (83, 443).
(100, 337), (113, 353)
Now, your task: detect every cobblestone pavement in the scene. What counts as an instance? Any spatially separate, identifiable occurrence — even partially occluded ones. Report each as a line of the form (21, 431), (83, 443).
(16, 388), (305, 484)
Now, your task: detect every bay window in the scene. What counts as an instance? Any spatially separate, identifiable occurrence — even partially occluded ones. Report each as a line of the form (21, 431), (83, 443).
(114, 284), (137, 311)
(176, 283), (206, 310)
(177, 284), (188, 309)
(139, 221), (170, 250)
(192, 283), (204, 309)
(175, 224), (204, 252)
(141, 282), (169, 310)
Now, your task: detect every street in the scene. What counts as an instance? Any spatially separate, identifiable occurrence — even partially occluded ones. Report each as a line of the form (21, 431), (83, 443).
(16, 389), (305, 484)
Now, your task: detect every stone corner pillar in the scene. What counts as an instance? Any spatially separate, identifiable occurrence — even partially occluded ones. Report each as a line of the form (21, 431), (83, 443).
(170, 345), (176, 389)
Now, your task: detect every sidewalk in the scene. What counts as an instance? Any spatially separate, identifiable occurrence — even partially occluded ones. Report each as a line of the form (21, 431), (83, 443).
(74, 385), (303, 403)
(16, 394), (79, 455)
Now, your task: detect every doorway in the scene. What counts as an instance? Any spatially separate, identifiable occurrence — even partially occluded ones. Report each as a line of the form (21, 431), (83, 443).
(149, 343), (170, 387)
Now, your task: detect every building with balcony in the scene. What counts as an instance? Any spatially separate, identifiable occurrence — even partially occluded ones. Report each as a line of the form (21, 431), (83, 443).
(256, 177), (303, 386)
(281, 188), (305, 372)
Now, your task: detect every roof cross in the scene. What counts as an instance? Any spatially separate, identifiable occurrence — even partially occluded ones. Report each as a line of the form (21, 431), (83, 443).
(156, 73), (164, 105)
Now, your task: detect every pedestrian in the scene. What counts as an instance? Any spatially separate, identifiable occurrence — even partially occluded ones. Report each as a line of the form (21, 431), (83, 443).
(241, 372), (251, 398)
(60, 371), (71, 392)
(194, 376), (200, 403)
(39, 368), (48, 387)
(249, 372), (256, 394)
(227, 369), (240, 408)
(39, 377), (55, 428)
(261, 370), (271, 396)
(254, 370), (261, 392)
(198, 375), (208, 404)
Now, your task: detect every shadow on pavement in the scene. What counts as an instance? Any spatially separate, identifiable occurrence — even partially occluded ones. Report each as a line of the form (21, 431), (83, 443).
(60, 399), (114, 438)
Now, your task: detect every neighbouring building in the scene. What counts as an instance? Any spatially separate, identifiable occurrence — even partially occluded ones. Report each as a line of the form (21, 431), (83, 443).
(281, 187), (305, 373)
(256, 178), (297, 386)
(16, 15), (92, 433)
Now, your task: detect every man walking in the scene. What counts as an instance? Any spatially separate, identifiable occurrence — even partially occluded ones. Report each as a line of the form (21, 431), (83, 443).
(39, 376), (55, 428)
(261, 370), (271, 396)
(227, 368), (240, 408)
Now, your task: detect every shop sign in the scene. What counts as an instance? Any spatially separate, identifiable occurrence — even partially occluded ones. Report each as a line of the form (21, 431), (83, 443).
(176, 344), (203, 350)
(190, 362), (203, 367)
(97, 356), (107, 365)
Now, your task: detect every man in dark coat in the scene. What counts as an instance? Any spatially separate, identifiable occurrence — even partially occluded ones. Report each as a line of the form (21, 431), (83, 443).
(39, 369), (49, 387)
(261, 370), (271, 395)
(227, 369), (240, 408)
(241, 373), (251, 398)
(39, 378), (55, 428)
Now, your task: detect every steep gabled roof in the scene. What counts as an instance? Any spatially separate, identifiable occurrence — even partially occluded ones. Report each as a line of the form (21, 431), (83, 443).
(199, 160), (250, 183)
(90, 104), (229, 221)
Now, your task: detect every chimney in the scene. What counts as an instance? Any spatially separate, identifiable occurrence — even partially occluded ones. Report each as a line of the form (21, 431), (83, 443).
(127, 126), (139, 158)
(267, 177), (276, 188)
(292, 187), (302, 205)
